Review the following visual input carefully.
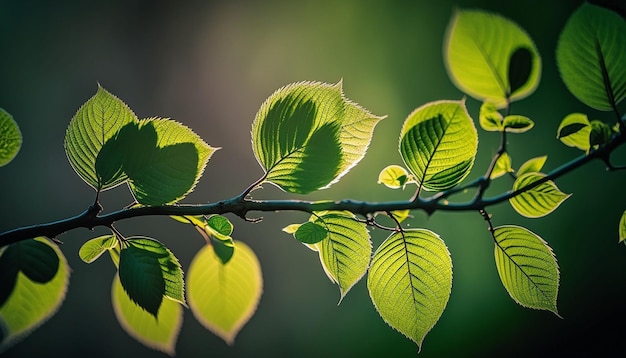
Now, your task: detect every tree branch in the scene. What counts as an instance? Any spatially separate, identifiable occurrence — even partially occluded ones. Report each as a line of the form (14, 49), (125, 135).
(1, 130), (624, 248)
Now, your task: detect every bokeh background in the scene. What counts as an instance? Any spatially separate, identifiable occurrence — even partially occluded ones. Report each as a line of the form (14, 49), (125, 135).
(1, 0), (625, 357)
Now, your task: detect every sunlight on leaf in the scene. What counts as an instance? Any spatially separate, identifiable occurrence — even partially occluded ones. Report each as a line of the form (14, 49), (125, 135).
(79, 235), (118, 264)
(310, 212), (371, 301)
(187, 241), (262, 345)
(493, 226), (560, 315)
(517, 156), (547, 176)
(445, 9), (541, 107)
(510, 173), (570, 218)
(0, 108), (22, 167)
(0, 238), (70, 353)
(557, 113), (592, 151)
(252, 81), (385, 194)
(118, 237), (185, 317)
(556, 3), (626, 111)
(124, 119), (217, 205)
(479, 102), (503, 132)
(378, 165), (410, 189)
(112, 275), (182, 356)
(503, 115), (534, 133)
(400, 100), (478, 191)
(368, 230), (452, 352)
(491, 152), (513, 179)
(64, 84), (137, 190)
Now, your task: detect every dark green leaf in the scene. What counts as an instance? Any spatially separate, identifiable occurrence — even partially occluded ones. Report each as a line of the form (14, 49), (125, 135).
(0, 247), (19, 308)
(589, 120), (613, 147)
(294, 222), (328, 244)
(210, 236), (235, 265)
(508, 47), (534, 96)
(119, 242), (166, 317)
(206, 215), (234, 237)
(16, 240), (60, 283)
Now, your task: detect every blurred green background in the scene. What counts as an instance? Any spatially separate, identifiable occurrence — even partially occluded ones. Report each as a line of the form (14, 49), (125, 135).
(1, 0), (625, 357)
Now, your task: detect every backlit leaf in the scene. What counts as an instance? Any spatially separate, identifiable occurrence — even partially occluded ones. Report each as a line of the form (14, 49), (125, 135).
(64, 84), (137, 190)
(517, 156), (547, 176)
(479, 102), (503, 131)
(589, 120), (613, 148)
(311, 212), (371, 300)
(493, 226), (560, 315)
(510, 173), (571, 218)
(112, 275), (182, 356)
(557, 113), (591, 151)
(79, 235), (118, 264)
(399, 100), (478, 191)
(556, 3), (626, 111)
(252, 81), (385, 194)
(119, 237), (185, 317)
(0, 238), (70, 353)
(378, 165), (411, 189)
(367, 230), (452, 352)
(503, 115), (534, 133)
(188, 241), (262, 345)
(0, 108), (22, 167)
(294, 222), (328, 244)
(445, 9), (541, 107)
(491, 152), (513, 179)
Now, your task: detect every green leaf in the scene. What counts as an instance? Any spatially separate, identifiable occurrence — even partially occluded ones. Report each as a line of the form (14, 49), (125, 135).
(119, 237), (185, 317)
(491, 152), (513, 179)
(79, 235), (118, 264)
(310, 212), (371, 300)
(294, 221), (328, 244)
(64, 84), (138, 190)
(252, 81), (385, 194)
(367, 230), (452, 352)
(378, 165), (411, 189)
(187, 241), (262, 345)
(556, 3), (626, 111)
(206, 215), (234, 237)
(479, 102), (503, 132)
(509, 173), (571, 218)
(503, 115), (534, 133)
(557, 113), (591, 151)
(0, 108), (22, 167)
(0, 238), (70, 353)
(399, 100), (478, 191)
(445, 9), (541, 107)
(517, 156), (547, 176)
(120, 119), (217, 206)
(493, 226), (560, 315)
(589, 120), (613, 148)
(112, 274), (182, 356)
(616, 211), (626, 243)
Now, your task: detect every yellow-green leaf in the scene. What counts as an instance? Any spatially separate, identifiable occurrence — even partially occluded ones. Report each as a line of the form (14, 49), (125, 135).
(367, 230), (452, 352)
(0, 108), (22, 167)
(445, 9), (541, 107)
(251, 81), (385, 194)
(399, 100), (478, 191)
(509, 173), (571, 218)
(79, 235), (118, 264)
(312, 212), (371, 301)
(491, 152), (513, 179)
(378, 165), (411, 189)
(187, 241), (262, 344)
(0, 238), (70, 353)
(517, 156), (547, 176)
(479, 102), (503, 131)
(503, 115), (534, 133)
(557, 113), (592, 151)
(64, 84), (137, 190)
(493, 226), (560, 316)
(112, 274), (182, 356)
